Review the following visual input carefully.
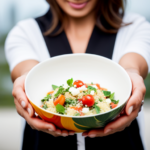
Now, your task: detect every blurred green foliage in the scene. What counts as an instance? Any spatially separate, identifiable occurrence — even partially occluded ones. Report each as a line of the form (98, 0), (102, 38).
(0, 35), (150, 107)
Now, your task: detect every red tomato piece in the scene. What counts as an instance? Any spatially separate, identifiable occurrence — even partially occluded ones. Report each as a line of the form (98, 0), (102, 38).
(110, 102), (118, 109)
(70, 107), (83, 112)
(95, 84), (101, 89)
(73, 80), (85, 88)
(82, 95), (95, 107)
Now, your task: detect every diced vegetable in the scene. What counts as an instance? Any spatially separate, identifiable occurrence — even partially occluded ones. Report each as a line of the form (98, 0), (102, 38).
(54, 95), (65, 106)
(56, 104), (65, 114)
(70, 106), (83, 112)
(95, 84), (101, 89)
(110, 102), (118, 109)
(47, 91), (54, 95)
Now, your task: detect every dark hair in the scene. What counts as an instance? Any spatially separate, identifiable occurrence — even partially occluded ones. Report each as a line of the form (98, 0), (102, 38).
(45, 0), (127, 36)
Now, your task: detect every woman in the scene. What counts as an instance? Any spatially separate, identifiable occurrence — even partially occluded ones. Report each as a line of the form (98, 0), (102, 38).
(5, 0), (150, 150)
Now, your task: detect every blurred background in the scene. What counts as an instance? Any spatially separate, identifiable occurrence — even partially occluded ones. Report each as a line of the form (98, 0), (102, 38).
(0, 0), (150, 149)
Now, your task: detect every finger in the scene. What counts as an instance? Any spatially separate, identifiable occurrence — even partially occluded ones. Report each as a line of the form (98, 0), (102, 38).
(87, 128), (104, 138)
(104, 110), (138, 134)
(27, 103), (35, 117)
(23, 109), (56, 132)
(68, 131), (75, 136)
(61, 130), (69, 137)
(55, 129), (62, 135)
(125, 88), (143, 116)
(12, 76), (28, 109)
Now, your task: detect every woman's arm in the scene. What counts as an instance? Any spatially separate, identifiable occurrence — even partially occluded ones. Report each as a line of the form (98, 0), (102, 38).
(83, 52), (147, 137)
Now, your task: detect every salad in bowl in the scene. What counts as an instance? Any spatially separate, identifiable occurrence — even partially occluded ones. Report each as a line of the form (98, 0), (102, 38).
(41, 78), (119, 116)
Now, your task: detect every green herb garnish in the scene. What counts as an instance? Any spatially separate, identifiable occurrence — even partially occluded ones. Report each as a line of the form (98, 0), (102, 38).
(65, 98), (78, 106)
(95, 105), (100, 114)
(52, 85), (59, 90)
(43, 104), (48, 109)
(56, 104), (65, 114)
(41, 94), (52, 102)
(99, 99), (103, 102)
(103, 91), (111, 97)
(54, 86), (64, 98)
(110, 92), (115, 99)
(75, 113), (80, 116)
(87, 86), (97, 92)
(111, 99), (119, 104)
(67, 78), (73, 87)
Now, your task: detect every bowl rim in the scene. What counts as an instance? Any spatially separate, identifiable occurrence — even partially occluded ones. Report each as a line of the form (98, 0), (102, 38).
(25, 53), (132, 118)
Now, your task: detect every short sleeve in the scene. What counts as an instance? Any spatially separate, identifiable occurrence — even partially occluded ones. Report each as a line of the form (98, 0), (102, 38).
(5, 20), (40, 72)
(115, 13), (150, 73)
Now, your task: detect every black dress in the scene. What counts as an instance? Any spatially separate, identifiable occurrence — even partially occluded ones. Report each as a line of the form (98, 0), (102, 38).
(22, 10), (144, 150)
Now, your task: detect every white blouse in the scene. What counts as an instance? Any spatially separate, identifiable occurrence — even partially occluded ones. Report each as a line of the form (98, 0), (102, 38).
(5, 12), (150, 150)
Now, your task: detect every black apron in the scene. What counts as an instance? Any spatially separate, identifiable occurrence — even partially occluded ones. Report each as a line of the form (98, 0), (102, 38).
(22, 10), (144, 150)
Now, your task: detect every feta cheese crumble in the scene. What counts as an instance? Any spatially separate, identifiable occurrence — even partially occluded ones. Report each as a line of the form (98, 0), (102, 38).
(90, 90), (95, 95)
(82, 108), (89, 113)
(106, 98), (111, 104)
(69, 87), (80, 96)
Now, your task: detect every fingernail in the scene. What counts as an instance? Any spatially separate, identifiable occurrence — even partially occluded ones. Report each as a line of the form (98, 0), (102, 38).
(62, 133), (68, 137)
(27, 108), (31, 115)
(21, 101), (26, 108)
(105, 129), (112, 134)
(89, 134), (96, 138)
(55, 131), (61, 135)
(48, 129), (54, 132)
(128, 106), (133, 115)
(69, 133), (75, 136)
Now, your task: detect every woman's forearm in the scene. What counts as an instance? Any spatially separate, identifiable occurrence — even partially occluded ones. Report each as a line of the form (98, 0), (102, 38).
(11, 60), (39, 82)
(119, 53), (148, 79)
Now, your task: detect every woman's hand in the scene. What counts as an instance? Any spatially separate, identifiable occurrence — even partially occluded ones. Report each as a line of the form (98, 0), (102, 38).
(12, 74), (75, 137)
(82, 69), (146, 138)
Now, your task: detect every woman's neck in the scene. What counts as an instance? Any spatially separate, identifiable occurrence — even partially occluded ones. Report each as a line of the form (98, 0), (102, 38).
(64, 12), (96, 38)
(63, 12), (96, 53)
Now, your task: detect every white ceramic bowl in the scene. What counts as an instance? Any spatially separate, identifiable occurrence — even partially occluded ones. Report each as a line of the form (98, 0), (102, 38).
(25, 54), (132, 132)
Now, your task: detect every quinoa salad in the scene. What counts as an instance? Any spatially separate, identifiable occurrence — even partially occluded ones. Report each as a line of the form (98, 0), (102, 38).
(40, 78), (119, 116)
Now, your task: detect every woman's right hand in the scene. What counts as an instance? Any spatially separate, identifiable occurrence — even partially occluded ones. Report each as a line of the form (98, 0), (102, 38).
(12, 74), (75, 137)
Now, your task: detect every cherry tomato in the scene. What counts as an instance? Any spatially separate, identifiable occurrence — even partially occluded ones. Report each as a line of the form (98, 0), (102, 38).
(73, 80), (85, 88)
(82, 95), (95, 107)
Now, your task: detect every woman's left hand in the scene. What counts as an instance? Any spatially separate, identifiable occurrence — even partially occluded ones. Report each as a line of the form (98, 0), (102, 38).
(82, 69), (146, 138)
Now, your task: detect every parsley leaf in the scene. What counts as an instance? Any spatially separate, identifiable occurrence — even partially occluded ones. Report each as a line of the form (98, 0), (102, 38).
(95, 105), (100, 114)
(65, 98), (78, 106)
(56, 104), (65, 114)
(110, 92), (115, 99)
(87, 86), (97, 92)
(43, 104), (48, 109)
(103, 91), (111, 97)
(54, 86), (64, 98)
(67, 78), (73, 87)
(52, 85), (59, 90)
(41, 94), (52, 102)
(99, 99), (103, 102)
(74, 113), (80, 116)
(111, 99), (119, 104)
